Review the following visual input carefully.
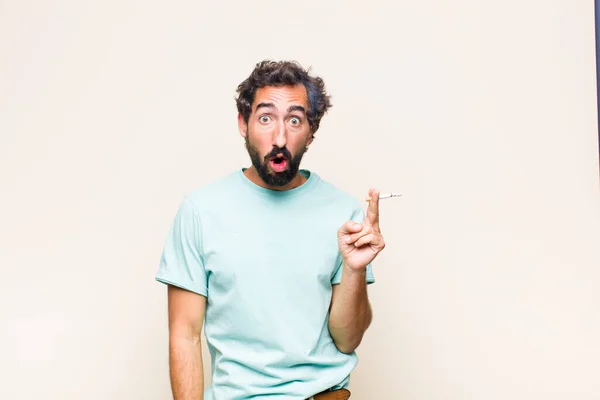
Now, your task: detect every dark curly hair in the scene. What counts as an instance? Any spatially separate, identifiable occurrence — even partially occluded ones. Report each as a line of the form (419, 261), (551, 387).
(235, 60), (332, 135)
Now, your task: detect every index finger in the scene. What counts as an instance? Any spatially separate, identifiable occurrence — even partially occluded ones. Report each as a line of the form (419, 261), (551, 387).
(366, 188), (380, 228)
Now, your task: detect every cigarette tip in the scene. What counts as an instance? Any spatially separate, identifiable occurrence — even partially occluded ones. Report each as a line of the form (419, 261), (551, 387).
(365, 193), (402, 202)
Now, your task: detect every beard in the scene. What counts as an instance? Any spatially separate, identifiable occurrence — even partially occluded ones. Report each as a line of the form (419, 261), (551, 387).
(245, 135), (307, 187)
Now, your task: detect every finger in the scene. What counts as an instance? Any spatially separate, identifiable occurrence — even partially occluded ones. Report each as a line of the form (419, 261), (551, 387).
(356, 233), (385, 249)
(345, 225), (373, 244)
(365, 188), (374, 202)
(354, 233), (375, 248)
(363, 213), (372, 227)
(366, 189), (380, 229)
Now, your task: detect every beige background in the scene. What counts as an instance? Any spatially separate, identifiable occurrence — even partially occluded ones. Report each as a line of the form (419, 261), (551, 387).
(1, 0), (600, 399)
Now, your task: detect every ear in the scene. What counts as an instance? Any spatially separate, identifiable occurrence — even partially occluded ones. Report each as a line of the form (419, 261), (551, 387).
(306, 132), (314, 147)
(238, 113), (248, 139)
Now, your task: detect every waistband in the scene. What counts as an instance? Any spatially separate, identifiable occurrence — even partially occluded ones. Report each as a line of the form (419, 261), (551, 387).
(308, 388), (351, 400)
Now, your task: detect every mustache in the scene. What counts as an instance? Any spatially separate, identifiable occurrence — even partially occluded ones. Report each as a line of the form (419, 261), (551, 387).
(264, 146), (292, 161)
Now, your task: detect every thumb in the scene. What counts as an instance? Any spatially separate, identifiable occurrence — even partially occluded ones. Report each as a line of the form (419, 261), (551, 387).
(338, 220), (363, 235)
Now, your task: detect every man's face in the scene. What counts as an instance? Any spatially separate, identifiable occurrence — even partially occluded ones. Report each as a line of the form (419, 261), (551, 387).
(238, 84), (313, 187)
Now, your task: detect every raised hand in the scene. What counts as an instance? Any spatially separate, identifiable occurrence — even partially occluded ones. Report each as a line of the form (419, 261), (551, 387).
(337, 188), (386, 271)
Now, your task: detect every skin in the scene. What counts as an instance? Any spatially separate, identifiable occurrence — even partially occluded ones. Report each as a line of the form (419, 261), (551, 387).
(238, 84), (313, 191)
(167, 84), (385, 399)
(330, 188), (385, 353)
(167, 285), (206, 399)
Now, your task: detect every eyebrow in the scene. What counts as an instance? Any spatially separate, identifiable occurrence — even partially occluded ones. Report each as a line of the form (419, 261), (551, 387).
(254, 103), (306, 114)
(287, 105), (306, 114)
(255, 102), (275, 112)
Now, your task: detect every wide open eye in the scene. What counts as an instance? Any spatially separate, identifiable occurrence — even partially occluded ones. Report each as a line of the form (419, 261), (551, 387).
(259, 115), (271, 123)
(289, 117), (301, 126)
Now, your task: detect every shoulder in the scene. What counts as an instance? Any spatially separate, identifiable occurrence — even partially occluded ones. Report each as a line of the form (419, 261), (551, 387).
(181, 170), (243, 210)
(310, 171), (363, 214)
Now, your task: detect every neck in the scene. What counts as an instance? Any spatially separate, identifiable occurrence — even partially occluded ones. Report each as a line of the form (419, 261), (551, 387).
(244, 166), (307, 191)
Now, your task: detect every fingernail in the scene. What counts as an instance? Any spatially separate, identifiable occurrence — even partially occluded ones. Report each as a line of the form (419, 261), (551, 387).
(346, 237), (352, 244)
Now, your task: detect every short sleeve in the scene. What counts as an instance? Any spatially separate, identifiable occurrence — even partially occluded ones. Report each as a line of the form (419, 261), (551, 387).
(155, 197), (208, 297)
(331, 202), (376, 285)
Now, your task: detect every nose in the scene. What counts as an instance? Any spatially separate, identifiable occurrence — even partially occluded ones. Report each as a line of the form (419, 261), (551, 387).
(272, 123), (287, 149)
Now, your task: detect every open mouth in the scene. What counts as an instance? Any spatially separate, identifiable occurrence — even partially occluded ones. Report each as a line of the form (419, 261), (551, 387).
(269, 155), (288, 172)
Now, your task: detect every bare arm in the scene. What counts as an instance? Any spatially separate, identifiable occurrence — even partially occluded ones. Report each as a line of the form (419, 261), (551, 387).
(328, 267), (373, 353)
(329, 189), (385, 354)
(167, 285), (206, 400)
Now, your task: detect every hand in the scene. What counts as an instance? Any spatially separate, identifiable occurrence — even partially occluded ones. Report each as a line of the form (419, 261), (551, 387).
(337, 188), (386, 271)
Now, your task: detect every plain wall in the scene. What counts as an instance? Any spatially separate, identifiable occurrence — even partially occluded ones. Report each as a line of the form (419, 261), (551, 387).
(1, 1), (599, 399)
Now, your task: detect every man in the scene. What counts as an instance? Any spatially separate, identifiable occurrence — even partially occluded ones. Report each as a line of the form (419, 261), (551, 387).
(155, 60), (386, 400)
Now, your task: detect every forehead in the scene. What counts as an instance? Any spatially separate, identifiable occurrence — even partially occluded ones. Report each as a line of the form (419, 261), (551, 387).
(252, 84), (308, 111)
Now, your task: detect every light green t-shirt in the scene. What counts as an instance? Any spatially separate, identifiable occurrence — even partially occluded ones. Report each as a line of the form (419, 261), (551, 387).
(155, 169), (375, 400)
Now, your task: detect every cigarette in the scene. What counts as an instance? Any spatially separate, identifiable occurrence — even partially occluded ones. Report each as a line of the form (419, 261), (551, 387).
(366, 192), (402, 202)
